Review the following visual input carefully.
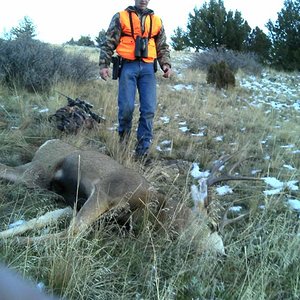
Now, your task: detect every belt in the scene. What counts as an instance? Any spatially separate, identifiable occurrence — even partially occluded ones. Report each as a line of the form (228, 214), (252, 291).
(122, 58), (144, 63)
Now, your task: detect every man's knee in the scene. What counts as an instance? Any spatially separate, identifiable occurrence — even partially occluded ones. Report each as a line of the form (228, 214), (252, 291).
(140, 110), (155, 120)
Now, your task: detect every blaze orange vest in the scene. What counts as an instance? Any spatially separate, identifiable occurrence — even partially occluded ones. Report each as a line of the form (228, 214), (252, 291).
(116, 10), (162, 62)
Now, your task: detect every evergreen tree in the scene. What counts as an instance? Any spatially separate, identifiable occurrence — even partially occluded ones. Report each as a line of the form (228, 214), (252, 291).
(266, 0), (300, 70)
(245, 27), (272, 64)
(187, 0), (227, 51)
(9, 16), (36, 40)
(65, 36), (95, 47)
(77, 36), (95, 47)
(224, 10), (251, 51)
(66, 38), (76, 46)
(95, 30), (106, 48)
(186, 0), (251, 52)
(170, 27), (189, 51)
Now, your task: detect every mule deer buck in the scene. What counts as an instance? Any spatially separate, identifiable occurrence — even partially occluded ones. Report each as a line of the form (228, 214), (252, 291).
(0, 139), (261, 254)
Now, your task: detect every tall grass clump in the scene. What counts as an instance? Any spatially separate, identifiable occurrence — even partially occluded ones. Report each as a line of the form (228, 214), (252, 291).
(0, 37), (98, 92)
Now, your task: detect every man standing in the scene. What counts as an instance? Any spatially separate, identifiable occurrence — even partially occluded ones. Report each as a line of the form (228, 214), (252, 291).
(99, 0), (171, 159)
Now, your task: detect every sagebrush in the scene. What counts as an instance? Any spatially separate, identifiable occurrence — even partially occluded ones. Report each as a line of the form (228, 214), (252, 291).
(0, 37), (98, 92)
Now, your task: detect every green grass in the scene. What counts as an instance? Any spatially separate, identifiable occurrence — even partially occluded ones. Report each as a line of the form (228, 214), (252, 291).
(0, 50), (299, 299)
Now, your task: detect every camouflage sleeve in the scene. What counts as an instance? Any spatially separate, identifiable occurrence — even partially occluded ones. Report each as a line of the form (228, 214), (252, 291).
(99, 13), (121, 69)
(155, 20), (171, 69)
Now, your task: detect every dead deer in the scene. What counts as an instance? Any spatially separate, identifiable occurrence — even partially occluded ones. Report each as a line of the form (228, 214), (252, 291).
(0, 139), (261, 254)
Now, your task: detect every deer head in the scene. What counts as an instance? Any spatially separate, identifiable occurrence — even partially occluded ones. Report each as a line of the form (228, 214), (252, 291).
(0, 140), (262, 255)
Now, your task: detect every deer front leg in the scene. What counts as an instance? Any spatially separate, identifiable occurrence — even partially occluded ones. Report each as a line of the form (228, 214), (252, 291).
(68, 182), (123, 235)
(0, 207), (73, 239)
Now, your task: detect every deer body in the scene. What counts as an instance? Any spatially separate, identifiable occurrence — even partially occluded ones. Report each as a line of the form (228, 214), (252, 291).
(0, 139), (165, 234)
(0, 139), (260, 255)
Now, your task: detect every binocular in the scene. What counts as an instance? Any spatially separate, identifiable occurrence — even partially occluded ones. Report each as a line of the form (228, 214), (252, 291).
(134, 36), (148, 58)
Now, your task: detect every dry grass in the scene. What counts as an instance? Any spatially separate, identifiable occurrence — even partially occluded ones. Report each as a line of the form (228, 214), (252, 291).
(0, 50), (299, 299)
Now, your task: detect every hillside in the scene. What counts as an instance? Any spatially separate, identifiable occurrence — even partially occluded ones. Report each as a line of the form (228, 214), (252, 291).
(0, 49), (299, 299)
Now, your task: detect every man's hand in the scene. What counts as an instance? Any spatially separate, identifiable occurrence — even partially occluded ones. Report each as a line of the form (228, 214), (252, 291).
(100, 68), (110, 81)
(162, 64), (171, 79)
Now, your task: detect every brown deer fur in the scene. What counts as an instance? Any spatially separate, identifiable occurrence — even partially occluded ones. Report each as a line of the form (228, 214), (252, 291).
(0, 139), (209, 243)
(0, 139), (263, 255)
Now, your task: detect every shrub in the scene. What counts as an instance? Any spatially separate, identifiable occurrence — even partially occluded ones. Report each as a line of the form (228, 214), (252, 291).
(189, 47), (263, 75)
(206, 60), (235, 89)
(0, 37), (98, 92)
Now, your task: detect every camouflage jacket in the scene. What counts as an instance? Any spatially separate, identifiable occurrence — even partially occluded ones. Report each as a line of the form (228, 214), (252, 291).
(99, 6), (171, 70)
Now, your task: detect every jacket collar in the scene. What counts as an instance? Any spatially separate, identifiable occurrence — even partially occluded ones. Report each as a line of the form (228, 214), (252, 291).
(126, 6), (154, 16)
